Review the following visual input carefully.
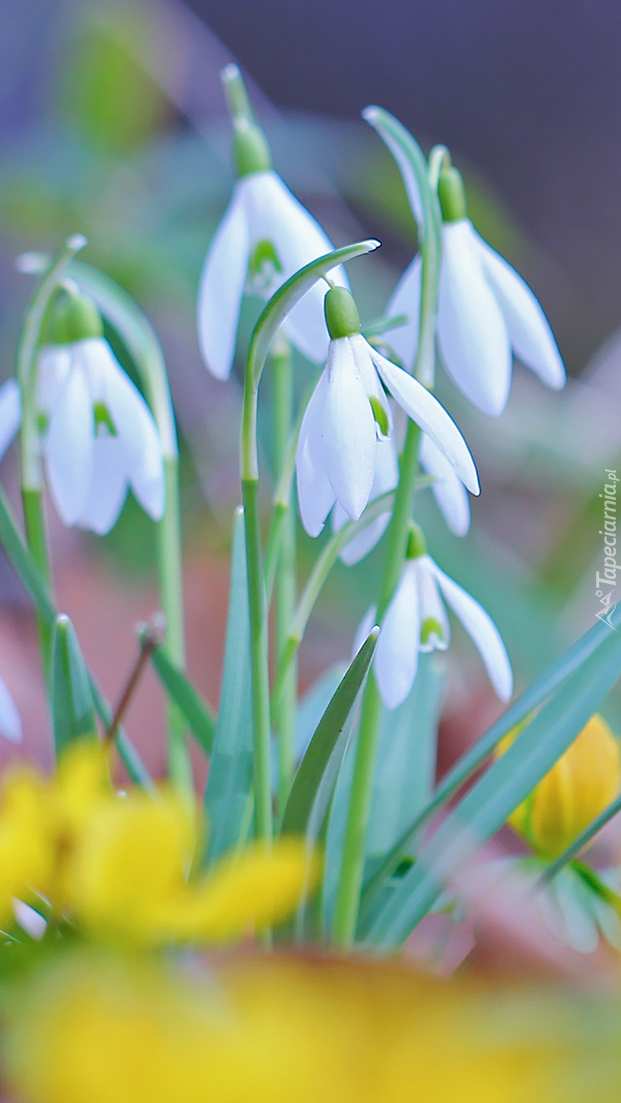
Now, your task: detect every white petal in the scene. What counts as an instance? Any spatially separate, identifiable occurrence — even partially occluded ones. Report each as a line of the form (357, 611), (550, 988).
(427, 557), (513, 701)
(0, 675), (21, 742)
(419, 433), (471, 537)
(348, 334), (393, 439)
(245, 172), (348, 364)
(336, 436), (398, 564)
(416, 557), (450, 651)
(322, 338), (376, 520)
(438, 220), (512, 417)
(76, 436), (129, 535)
(38, 345), (71, 414)
(197, 186), (249, 380)
(385, 255), (421, 371)
(363, 108), (424, 227)
(86, 341), (165, 522)
(0, 379), (21, 460)
(371, 349), (479, 495)
(375, 563), (420, 709)
(474, 230), (566, 390)
(45, 359), (93, 525)
(296, 369), (336, 536)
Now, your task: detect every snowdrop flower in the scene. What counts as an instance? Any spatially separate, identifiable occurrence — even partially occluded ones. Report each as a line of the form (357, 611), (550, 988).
(387, 163), (566, 417)
(0, 379), (21, 460)
(197, 65), (347, 381)
(359, 525), (512, 710)
(419, 433), (471, 537)
(296, 287), (479, 539)
(39, 293), (164, 535)
(0, 674), (21, 742)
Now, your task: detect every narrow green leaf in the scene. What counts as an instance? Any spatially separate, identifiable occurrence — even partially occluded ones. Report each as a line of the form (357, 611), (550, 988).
(364, 619), (621, 948)
(147, 644), (216, 756)
(280, 629), (379, 838)
(366, 652), (445, 860)
(361, 601), (621, 910)
(51, 615), (97, 754)
(295, 662), (348, 760)
(248, 240), (380, 385)
(203, 507), (253, 864)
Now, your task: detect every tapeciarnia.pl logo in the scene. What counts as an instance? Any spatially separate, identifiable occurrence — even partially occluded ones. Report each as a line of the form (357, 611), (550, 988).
(596, 469), (618, 630)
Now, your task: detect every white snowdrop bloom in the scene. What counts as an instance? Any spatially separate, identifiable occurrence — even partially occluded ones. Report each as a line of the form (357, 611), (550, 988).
(386, 165), (566, 417)
(296, 287), (479, 539)
(359, 526), (513, 710)
(39, 294), (164, 535)
(419, 432), (471, 537)
(0, 379), (21, 460)
(197, 88), (347, 381)
(0, 674), (22, 742)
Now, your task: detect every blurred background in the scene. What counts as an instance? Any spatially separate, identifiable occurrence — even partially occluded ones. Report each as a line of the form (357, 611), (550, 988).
(1, 0), (621, 799)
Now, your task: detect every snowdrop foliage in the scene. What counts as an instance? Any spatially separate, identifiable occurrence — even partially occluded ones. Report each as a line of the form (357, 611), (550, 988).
(361, 526), (513, 710)
(387, 164), (566, 416)
(197, 68), (347, 380)
(296, 287), (479, 538)
(40, 294), (164, 535)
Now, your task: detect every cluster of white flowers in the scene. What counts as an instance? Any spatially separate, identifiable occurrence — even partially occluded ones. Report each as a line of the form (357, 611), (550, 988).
(0, 66), (566, 739)
(195, 70), (566, 711)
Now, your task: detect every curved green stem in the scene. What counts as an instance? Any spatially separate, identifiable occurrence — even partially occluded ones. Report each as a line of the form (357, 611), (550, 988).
(17, 235), (87, 684)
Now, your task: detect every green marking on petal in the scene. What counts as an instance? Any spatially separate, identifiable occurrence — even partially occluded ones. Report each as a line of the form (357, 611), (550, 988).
(248, 239), (283, 294)
(93, 402), (117, 436)
(369, 395), (389, 437)
(420, 616), (444, 645)
(405, 522), (427, 559)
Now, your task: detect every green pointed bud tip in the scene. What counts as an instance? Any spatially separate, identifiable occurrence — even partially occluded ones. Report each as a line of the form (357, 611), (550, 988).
(438, 166), (467, 223)
(420, 617), (444, 646)
(369, 396), (389, 437)
(49, 293), (103, 345)
(405, 523), (427, 560)
(324, 287), (361, 340)
(233, 123), (272, 178)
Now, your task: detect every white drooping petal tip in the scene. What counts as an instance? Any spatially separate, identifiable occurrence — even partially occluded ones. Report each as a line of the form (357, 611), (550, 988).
(0, 676), (22, 743)
(427, 557), (513, 702)
(67, 233), (88, 252)
(221, 62), (241, 81)
(15, 252), (47, 275)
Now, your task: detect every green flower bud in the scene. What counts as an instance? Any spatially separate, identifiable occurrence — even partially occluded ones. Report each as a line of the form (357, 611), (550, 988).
(438, 167), (467, 223)
(324, 287), (361, 340)
(405, 522), (427, 560)
(233, 122), (272, 178)
(49, 293), (103, 345)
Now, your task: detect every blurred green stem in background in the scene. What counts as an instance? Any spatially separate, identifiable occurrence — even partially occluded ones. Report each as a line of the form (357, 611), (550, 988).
(16, 234), (87, 687)
(333, 126), (443, 948)
(270, 333), (298, 819)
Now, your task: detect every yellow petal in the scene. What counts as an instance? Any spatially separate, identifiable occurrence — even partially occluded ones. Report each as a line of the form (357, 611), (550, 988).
(172, 838), (322, 943)
(67, 788), (198, 942)
(0, 766), (53, 920)
(53, 740), (112, 836)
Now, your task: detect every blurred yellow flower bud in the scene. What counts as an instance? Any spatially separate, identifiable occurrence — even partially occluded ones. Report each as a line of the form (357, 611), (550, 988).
(496, 714), (621, 859)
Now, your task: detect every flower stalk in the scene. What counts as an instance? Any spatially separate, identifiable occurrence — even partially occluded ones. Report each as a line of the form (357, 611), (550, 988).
(332, 130), (443, 948)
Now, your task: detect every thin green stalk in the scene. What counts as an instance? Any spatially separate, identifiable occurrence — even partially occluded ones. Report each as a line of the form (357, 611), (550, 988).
(17, 235), (87, 683)
(241, 375), (273, 842)
(271, 337), (297, 817)
(156, 456), (191, 791)
(538, 794), (621, 887)
(332, 132), (443, 948)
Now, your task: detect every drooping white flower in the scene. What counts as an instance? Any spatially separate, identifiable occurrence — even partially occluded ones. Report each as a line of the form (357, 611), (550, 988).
(39, 294), (164, 535)
(0, 673), (22, 742)
(386, 164), (566, 417)
(197, 73), (347, 380)
(296, 287), (479, 539)
(0, 379), (21, 460)
(419, 432), (471, 537)
(357, 526), (513, 710)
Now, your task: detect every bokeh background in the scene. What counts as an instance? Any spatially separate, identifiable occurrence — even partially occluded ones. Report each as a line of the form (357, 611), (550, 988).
(1, 0), (621, 801)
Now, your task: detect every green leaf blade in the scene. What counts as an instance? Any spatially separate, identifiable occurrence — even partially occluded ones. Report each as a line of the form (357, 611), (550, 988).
(51, 615), (97, 754)
(203, 507), (253, 865)
(148, 645), (216, 757)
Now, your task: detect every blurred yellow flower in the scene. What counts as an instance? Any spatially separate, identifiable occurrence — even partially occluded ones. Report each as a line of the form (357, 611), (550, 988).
(66, 784), (320, 944)
(0, 740), (318, 946)
(496, 714), (621, 859)
(4, 949), (590, 1103)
